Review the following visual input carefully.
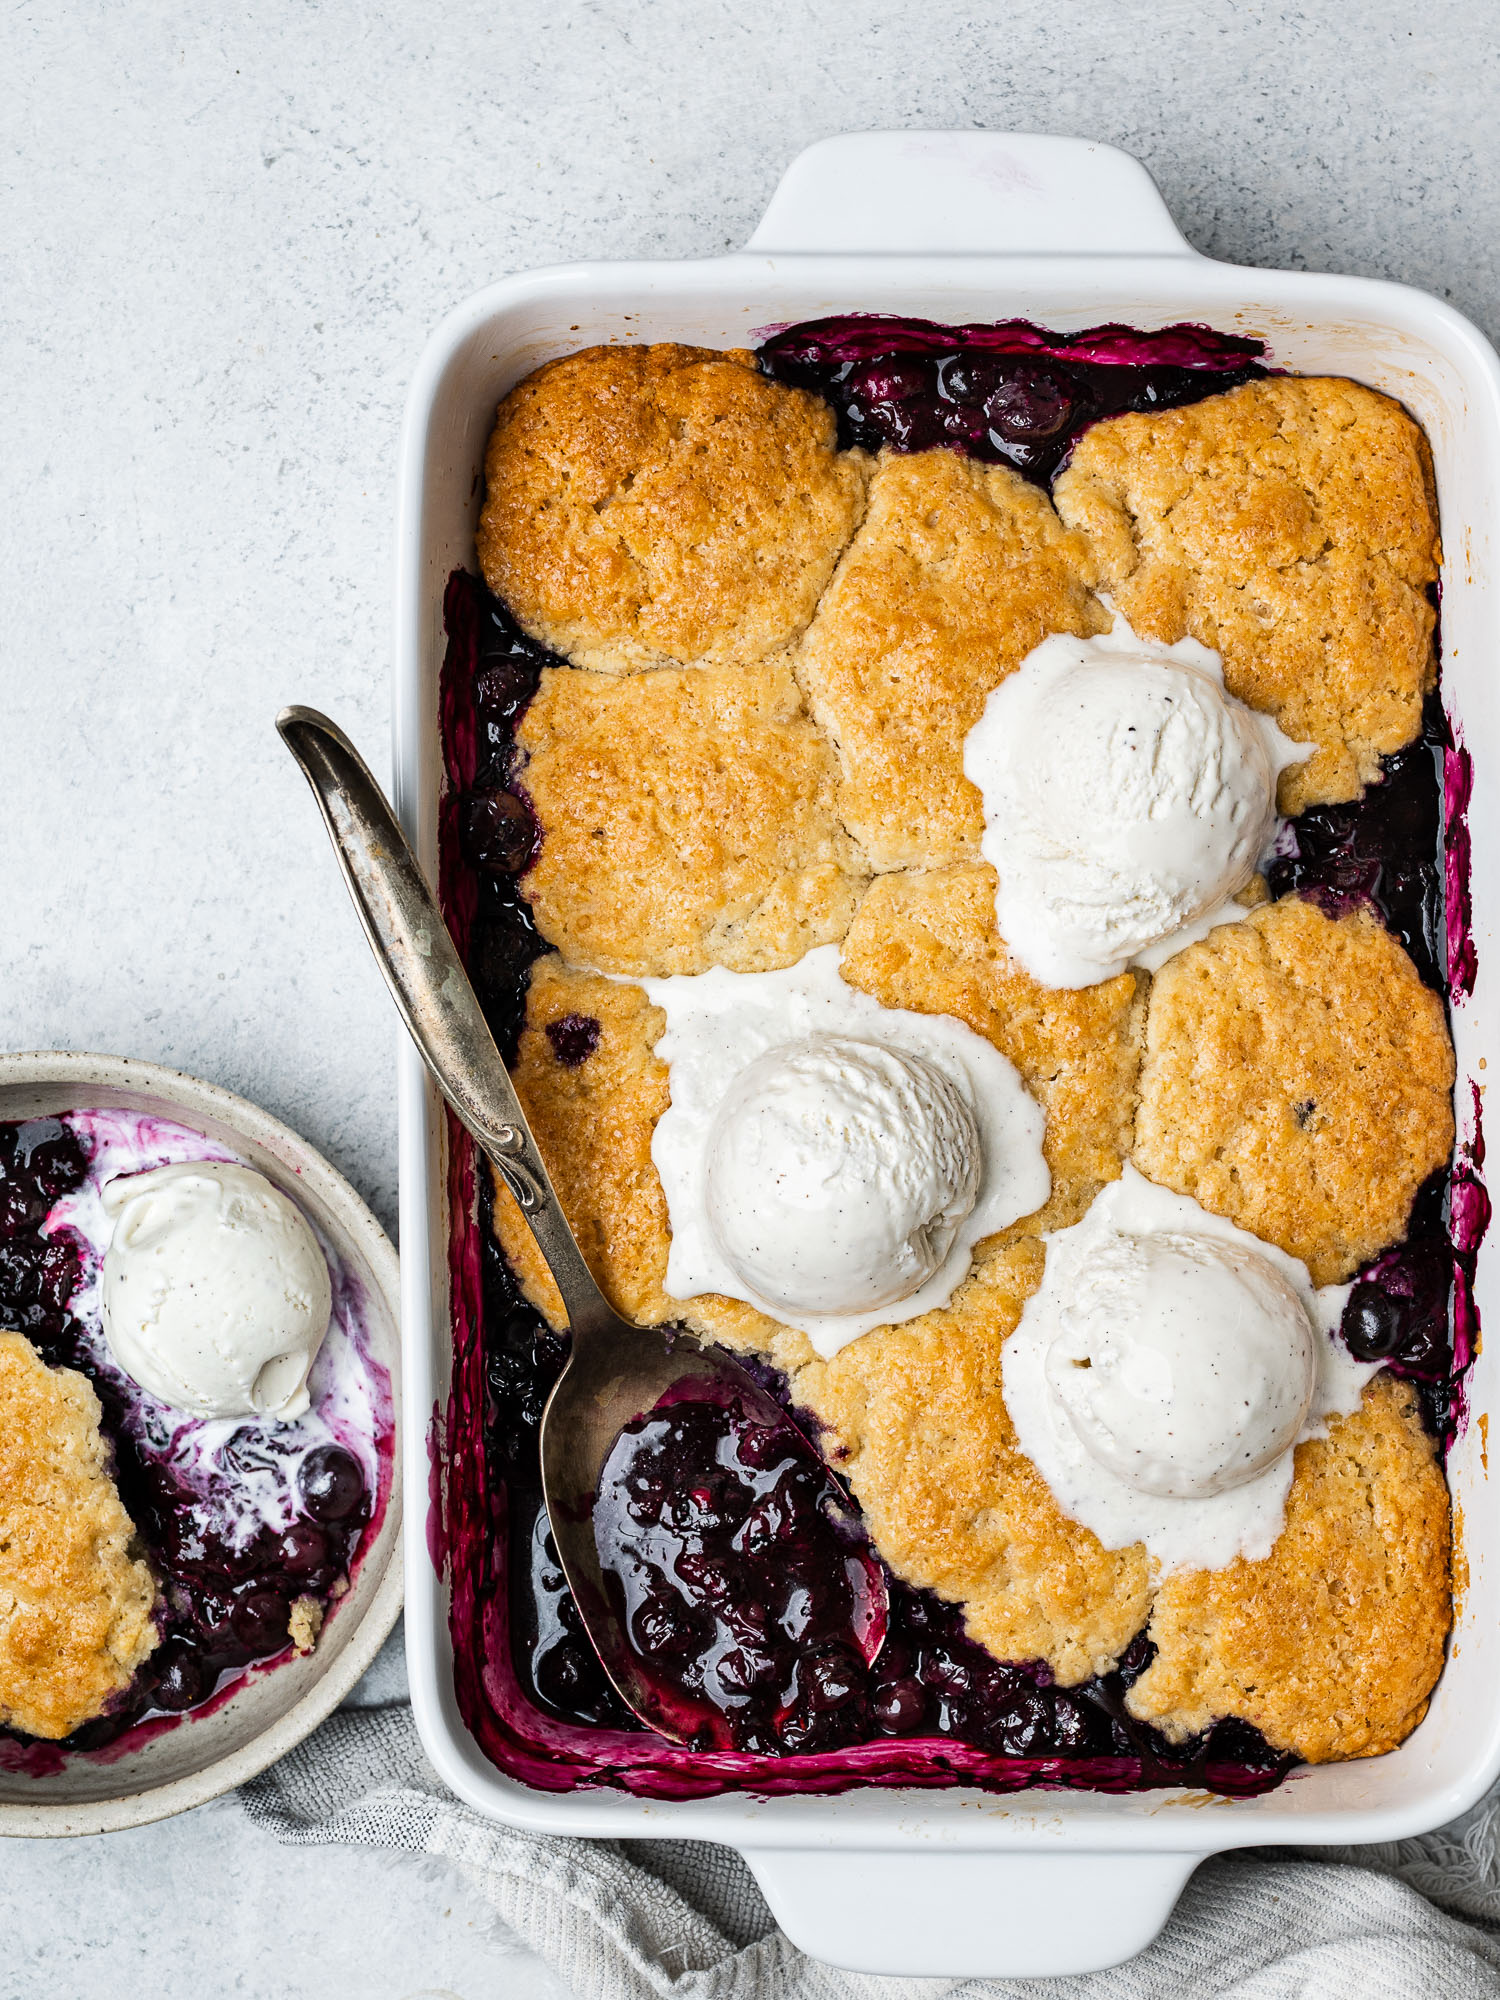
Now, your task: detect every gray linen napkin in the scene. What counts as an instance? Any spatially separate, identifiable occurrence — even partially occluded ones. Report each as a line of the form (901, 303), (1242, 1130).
(240, 1652), (1500, 1998)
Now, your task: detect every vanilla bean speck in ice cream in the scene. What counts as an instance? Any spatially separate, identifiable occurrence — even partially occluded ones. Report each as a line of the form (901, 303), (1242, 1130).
(640, 945), (1050, 1356)
(963, 617), (1310, 988)
(101, 1161), (333, 1421)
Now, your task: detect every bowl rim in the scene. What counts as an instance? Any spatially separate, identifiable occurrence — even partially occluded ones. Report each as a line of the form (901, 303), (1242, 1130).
(0, 1047), (404, 1837)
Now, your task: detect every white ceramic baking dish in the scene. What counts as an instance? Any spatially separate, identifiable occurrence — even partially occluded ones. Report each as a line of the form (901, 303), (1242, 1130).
(395, 132), (1500, 1978)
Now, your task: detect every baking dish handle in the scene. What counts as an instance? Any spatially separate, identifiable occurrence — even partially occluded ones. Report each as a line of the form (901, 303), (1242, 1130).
(746, 131), (1196, 258)
(743, 1845), (1205, 1978)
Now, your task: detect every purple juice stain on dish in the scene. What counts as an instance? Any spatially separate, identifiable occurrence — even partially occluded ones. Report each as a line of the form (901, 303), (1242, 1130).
(0, 1110), (392, 1757)
(757, 314), (1268, 485)
(1446, 739), (1478, 998)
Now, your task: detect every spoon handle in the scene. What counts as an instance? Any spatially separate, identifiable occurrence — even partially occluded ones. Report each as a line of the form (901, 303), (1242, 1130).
(276, 704), (615, 1337)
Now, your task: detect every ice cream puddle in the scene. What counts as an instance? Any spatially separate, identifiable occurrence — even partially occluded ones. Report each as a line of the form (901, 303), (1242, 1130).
(639, 945), (1050, 1357)
(963, 616), (1310, 988)
(1003, 1167), (1379, 1572)
(102, 1162), (333, 1421)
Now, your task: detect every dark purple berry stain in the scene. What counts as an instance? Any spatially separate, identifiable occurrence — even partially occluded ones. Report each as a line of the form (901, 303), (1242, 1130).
(432, 317), (1482, 1803)
(0, 1117), (373, 1752)
(544, 1014), (602, 1067)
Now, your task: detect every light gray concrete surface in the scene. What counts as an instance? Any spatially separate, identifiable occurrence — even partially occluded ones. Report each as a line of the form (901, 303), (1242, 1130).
(4, 0), (1499, 1992)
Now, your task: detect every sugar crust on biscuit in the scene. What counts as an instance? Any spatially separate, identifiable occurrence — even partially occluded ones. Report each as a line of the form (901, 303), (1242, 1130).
(515, 660), (867, 978)
(1125, 1376), (1450, 1761)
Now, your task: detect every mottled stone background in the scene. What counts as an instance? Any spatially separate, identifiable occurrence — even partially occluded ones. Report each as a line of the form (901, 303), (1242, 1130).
(4, 1), (1496, 1992)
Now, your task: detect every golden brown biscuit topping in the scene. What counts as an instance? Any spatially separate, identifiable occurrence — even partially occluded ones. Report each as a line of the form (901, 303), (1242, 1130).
(839, 865), (1145, 1241)
(795, 449), (1107, 870)
(1126, 1376), (1450, 1761)
(0, 1330), (159, 1740)
(1053, 376), (1440, 813)
(794, 1240), (1152, 1686)
(515, 659), (867, 977)
(479, 343), (865, 675)
(1135, 896), (1455, 1285)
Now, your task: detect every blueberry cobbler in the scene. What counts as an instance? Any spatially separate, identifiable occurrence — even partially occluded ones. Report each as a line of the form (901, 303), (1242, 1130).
(434, 319), (1481, 1799)
(0, 1109), (392, 1758)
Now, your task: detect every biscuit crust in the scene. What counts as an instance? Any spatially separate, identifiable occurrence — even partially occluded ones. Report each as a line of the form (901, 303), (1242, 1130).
(478, 344), (866, 675)
(795, 449), (1107, 871)
(515, 659), (867, 977)
(491, 958), (815, 1374)
(793, 1241), (1151, 1685)
(839, 866), (1145, 1240)
(0, 1331), (159, 1740)
(1134, 897), (1455, 1284)
(1125, 1376), (1450, 1762)
(1053, 377), (1440, 813)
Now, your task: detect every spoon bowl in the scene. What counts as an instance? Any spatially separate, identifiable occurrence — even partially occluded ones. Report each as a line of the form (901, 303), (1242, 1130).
(277, 705), (887, 1742)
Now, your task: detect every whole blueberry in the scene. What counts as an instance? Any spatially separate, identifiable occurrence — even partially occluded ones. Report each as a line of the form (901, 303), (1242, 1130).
(871, 1674), (928, 1734)
(275, 1521), (330, 1578)
(460, 789), (537, 874)
(1342, 1285), (1406, 1361)
(297, 1445), (366, 1524)
(231, 1588), (292, 1654)
(984, 367), (1075, 441)
(842, 357), (932, 407)
(151, 1644), (211, 1713)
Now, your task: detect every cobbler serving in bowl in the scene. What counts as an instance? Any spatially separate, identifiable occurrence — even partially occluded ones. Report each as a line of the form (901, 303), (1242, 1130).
(434, 319), (1473, 1799)
(0, 1099), (394, 1763)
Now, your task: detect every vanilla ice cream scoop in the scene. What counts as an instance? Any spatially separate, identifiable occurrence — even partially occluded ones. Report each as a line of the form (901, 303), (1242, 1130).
(1003, 1168), (1378, 1572)
(963, 617), (1309, 988)
(641, 946), (1050, 1356)
(101, 1162), (333, 1421)
(706, 1034), (983, 1317)
(1044, 1229), (1317, 1500)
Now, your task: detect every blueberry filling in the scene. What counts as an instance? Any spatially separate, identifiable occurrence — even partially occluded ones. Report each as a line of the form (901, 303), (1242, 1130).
(0, 1116), (373, 1751)
(1267, 691), (1448, 993)
(592, 1392), (884, 1753)
(757, 314), (1268, 485)
(438, 315), (1477, 1801)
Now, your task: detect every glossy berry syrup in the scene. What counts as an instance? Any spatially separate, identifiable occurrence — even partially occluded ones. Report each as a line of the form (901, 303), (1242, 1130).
(433, 314), (1482, 1802)
(593, 1391), (886, 1753)
(0, 1115), (382, 1755)
(757, 314), (1267, 485)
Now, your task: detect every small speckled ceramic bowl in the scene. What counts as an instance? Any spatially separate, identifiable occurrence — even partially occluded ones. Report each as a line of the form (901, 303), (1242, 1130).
(0, 1050), (403, 1837)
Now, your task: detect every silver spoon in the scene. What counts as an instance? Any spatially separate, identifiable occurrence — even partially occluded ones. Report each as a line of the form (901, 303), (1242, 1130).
(277, 705), (886, 1742)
